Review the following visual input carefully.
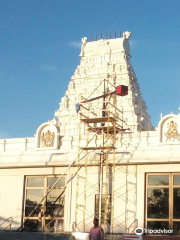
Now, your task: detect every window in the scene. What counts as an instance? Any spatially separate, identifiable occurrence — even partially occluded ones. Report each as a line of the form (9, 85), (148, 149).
(146, 173), (180, 234)
(23, 176), (65, 232)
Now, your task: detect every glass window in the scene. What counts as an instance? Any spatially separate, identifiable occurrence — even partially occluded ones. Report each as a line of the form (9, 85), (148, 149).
(147, 221), (169, 230)
(47, 177), (65, 188)
(173, 222), (180, 235)
(173, 175), (180, 185)
(45, 219), (64, 232)
(148, 175), (169, 186)
(46, 189), (64, 217)
(147, 188), (169, 219)
(25, 189), (44, 217)
(24, 176), (65, 232)
(146, 173), (180, 235)
(27, 177), (44, 187)
(24, 219), (42, 232)
(173, 188), (180, 219)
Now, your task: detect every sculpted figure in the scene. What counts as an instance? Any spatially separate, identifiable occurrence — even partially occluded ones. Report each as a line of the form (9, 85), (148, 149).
(80, 37), (87, 57)
(165, 121), (180, 141)
(82, 37), (87, 44)
(123, 31), (131, 40)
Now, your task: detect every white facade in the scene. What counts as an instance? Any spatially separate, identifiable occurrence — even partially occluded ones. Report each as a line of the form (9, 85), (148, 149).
(0, 32), (180, 234)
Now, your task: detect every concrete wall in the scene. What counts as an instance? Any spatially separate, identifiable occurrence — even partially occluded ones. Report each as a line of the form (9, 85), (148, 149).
(0, 163), (180, 232)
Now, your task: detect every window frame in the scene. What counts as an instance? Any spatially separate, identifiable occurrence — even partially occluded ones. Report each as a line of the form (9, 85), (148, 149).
(23, 175), (66, 232)
(146, 173), (180, 231)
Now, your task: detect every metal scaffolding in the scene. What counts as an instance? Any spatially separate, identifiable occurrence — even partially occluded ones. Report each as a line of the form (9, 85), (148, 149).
(17, 79), (137, 235)
(74, 79), (137, 235)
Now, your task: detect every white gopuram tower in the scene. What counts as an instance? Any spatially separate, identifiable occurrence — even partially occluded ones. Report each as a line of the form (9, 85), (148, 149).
(55, 31), (153, 138)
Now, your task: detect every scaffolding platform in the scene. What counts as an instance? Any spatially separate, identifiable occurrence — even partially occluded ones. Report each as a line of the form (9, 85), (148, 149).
(81, 146), (116, 150)
(88, 126), (125, 134)
(81, 117), (116, 123)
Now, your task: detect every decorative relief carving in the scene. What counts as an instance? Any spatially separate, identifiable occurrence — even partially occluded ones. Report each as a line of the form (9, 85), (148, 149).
(164, 121), (180, 141)
(41, 130), (55, 147)
(95, 40), (111, 57)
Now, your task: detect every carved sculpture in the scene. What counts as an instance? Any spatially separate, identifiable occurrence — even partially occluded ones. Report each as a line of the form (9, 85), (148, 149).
(79, 37), (87, 57)
(41, 130), (55, 147)
(165, 121), (180, 141)
(123, 31), (131, 40)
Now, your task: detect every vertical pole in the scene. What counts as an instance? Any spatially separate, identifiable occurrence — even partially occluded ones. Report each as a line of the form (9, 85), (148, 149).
(111, 96), (117, 237)
(99, 80), (106, 226)
(83, 103), (90, 232)
(103, 79), (106, 118)
(98, 153), (103, 226)
(105, 91), (110, 233)
(121, 108), (123, 147)
(135, 165), (137, 222)
(75, 109), (82, 230)
(125, 165), (128, 232)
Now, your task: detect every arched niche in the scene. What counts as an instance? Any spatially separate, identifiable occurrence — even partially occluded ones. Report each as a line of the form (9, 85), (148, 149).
(158, 114), (180, 144)
(36, 120), (60, 150)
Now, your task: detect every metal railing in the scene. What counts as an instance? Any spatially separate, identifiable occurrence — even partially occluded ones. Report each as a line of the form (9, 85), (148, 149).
(0, 217), (13, 233)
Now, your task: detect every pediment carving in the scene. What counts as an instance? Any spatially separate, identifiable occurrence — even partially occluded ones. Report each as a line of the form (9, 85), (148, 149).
(36, 119), (59, 150)
(158, 114), (180, 144)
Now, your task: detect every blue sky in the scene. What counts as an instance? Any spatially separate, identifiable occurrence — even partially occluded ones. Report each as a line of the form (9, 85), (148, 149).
(0, 0), (180, 138)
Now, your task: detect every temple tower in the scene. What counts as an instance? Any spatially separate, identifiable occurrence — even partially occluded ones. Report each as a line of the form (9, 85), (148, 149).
(55, 32), (153, 137)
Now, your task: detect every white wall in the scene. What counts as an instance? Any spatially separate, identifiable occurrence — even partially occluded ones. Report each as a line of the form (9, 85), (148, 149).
(0, 163), (180, 233)
(0, 170), (24, 230)
(0, 167), (72, 231)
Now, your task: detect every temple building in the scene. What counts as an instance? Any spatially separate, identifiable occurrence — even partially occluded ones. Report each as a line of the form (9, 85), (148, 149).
(1, 31), (180, 236)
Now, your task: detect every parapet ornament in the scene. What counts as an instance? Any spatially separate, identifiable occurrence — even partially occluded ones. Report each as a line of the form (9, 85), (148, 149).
(123, 31), (131, 40)
(158, 113), (180, 144)
(79, 37), (87, 57)
(164, 121), (180, 141)
(82, 37), (87, 44)
(36, 119), (60, 150)
(41, 130), (55, 147)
